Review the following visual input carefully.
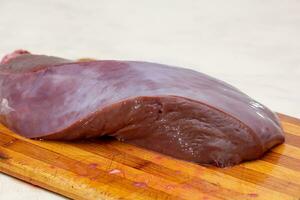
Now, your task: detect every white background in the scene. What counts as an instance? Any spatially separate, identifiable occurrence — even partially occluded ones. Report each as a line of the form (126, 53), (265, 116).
(0, 0), (299, 199)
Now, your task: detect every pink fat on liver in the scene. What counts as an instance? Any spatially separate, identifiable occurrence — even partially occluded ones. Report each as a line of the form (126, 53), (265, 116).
(0, 49), (30, 64)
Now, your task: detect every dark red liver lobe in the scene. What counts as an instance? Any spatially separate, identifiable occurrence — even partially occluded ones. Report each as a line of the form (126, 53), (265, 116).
(0, 52), (284, 167)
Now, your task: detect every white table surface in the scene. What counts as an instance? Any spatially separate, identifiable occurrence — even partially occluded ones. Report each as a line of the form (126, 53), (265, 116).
(0, 0), (299, 199)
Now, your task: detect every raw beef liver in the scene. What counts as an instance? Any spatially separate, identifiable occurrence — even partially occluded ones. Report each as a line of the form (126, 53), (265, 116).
(0, 50), (284, 167)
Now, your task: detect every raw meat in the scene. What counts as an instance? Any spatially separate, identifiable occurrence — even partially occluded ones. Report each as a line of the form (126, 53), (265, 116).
(0, 50), (284, 167)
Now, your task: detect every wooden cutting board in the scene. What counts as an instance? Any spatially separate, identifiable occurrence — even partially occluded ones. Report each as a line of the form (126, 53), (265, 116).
(0, 113), (299, 200)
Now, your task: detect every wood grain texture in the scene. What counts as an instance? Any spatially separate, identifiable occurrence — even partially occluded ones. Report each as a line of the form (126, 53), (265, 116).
(0, 114), (299, 200)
